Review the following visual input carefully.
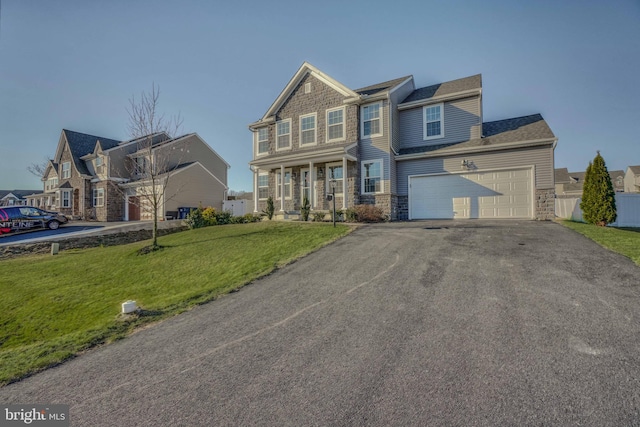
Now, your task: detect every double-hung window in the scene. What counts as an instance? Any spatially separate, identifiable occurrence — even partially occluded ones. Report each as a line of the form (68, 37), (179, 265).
(361, 103), (382, 138)
(61, 162), (71, 179)
(276, 119), (291, 150)
(326, 107), (345, 142)
(61, 190), (71, 208)
(326, 163), (343, 195)
(300, 113), (316, 145)
(276, 169), (291, 200)
(256, 128), (269, 155)
(93, 188), (105, 207)
(362, 160), (383, 194)
(423, 103), (444, 140)
(258, 173), (269, 200)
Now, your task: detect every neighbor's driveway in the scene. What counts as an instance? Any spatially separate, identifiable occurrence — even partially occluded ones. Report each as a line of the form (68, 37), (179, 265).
(2, 220), (640, 426)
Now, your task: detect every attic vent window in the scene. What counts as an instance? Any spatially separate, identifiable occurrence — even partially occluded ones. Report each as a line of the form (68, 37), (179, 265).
(305, 83), (311, 94)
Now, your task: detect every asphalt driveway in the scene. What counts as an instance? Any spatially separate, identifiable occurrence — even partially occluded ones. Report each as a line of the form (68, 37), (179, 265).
(1, 220), (639, 426)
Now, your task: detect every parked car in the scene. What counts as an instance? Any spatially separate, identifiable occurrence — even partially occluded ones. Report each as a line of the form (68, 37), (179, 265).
(0, 206), (69, 235)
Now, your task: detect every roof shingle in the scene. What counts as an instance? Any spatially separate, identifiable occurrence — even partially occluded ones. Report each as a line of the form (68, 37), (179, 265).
(401, 74), (482, 104)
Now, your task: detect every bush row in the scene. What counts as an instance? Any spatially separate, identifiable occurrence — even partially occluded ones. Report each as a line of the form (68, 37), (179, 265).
(185, 206), (262, 229)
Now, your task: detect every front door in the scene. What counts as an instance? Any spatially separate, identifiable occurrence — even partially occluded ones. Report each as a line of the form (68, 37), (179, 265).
(128, 196), (140, 221)
(300, 169), (310, 205)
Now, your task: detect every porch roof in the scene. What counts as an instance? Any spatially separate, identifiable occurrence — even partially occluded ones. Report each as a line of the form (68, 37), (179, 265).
(250, 144), (356, 170)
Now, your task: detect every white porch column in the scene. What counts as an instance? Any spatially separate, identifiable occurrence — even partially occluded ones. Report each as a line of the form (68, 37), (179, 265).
(280, 164), (285, 212)
(253, 168), (258, 213)
(342, 156), (348, 210)
(309, 161), (314, 209)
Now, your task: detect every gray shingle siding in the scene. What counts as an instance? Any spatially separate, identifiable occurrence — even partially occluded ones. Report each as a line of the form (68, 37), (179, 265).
(396, 145), (555, 195)
(399, 96), (481, 150)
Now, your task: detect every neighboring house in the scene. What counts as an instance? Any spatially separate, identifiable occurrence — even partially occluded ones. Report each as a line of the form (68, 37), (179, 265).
(555, 168), (625, 198)
(249, 62), (557, 220)
(26, 129), (229, 221)
(624, 165), (640, 193)
(0, 190), (39, 206)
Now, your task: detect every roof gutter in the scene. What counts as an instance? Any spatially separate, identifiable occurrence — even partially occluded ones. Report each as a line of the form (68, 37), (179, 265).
(395, 137), (557, 161)
(398, 88), (482, 110)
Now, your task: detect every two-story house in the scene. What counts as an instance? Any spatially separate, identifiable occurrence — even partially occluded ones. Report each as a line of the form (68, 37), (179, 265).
(26, 129), (229, 221)
(624, 166), (640, 193)
(249, 62), (557, 220)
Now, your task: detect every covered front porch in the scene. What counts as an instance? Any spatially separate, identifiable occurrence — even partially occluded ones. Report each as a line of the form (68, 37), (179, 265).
(250, 148), (358, 216)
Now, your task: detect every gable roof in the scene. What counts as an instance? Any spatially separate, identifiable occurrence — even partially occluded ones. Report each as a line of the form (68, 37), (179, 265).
(401, 74), (482, 105)
(628, 165), (640, 175)
(259, 62), (359, 122)
(0, 190), (39, 199)
(57, 129), (121, 176)
(355, 75), (413, 96)
(398, 114), (555, 157)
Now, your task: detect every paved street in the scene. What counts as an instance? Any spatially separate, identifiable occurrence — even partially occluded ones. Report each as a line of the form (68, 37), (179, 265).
(1, 220), (639, 426)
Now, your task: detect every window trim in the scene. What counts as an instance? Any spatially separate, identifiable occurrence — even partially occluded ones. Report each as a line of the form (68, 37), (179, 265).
(325, 162), (344, 196)
(361, 159), (384, 194)
(299, 113), (317, 146)
(61, 162), (71, 179)
(258, 172), (269, 200)
(60, 189), (72, 208)
(276, 168), (292, 200)
(93, 188), (105, 207)
(326, 106), (346, 143)
(255, 127), (269, 156)
(423, 103), (444, 141)
(276, 119), (292, 151)
(361, 102), (383, 139)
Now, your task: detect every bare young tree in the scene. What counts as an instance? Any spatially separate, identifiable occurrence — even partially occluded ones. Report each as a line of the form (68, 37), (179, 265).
(126, 83), (183, 250)
(27, 157), (50, 179)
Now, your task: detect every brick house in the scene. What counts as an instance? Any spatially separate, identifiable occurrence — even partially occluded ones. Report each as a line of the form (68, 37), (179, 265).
(249, 62), (557, 220)
(26, 129), (229, 221)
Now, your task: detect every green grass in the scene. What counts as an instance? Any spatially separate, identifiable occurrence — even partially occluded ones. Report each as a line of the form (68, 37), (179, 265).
(0, 221), (352, 385)
(561, 220), (640, 266)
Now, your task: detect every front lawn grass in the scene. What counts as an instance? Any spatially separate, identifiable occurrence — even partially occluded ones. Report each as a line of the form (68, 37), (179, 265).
(561, 220), (640, 266)
(0, 221), (351, 385)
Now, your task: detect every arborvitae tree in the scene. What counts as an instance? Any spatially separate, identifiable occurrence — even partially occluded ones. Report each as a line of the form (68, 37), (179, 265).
(580, 152), (617, 226)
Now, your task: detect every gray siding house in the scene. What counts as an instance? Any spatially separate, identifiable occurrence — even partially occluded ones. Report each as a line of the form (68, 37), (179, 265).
(249, 62), (557, 220)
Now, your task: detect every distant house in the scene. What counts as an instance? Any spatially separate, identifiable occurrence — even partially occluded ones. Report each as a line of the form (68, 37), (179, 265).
(25, 129), (229, 221)
(249, 62), (557, 220)
(555, 168), (625, 198)
(0, 190), (39, 206)
(624, 166), (640, 193)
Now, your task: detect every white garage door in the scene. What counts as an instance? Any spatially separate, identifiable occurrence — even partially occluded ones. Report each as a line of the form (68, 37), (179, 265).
(409, 168), (533, 219)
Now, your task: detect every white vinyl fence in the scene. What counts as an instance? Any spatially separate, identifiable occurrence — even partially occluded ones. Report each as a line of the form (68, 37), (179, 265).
(222, 199), (254, 216)
(555, 194), (640, 227)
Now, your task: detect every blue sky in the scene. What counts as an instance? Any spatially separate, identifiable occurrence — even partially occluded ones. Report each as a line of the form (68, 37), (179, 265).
(1, 0), (639, 192)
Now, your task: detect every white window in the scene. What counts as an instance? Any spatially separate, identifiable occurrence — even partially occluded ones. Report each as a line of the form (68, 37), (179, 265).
(361, 103), (382, 138)
(276, 169), (292, 200)
(93, 188), (104, 207)
(300, 113), (317, 145)
(362, 160), (383, 194)
(95, 157), (103, 167)
(134, 157), (149, 175)
(327, 107), (345, 142)
(423, 103), (444, 140)
(62, 162), (71, 179)
(258, 173), (269, 200)
(61, 190), (71, 208)
(304, 82), (311, 94)
(276, 119), (291, 150)
(256, 128), (269, 155)
(326, 163), (343, 195)
(45, 177), (58, 192)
